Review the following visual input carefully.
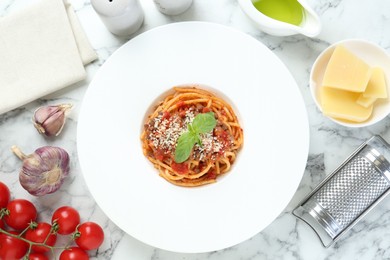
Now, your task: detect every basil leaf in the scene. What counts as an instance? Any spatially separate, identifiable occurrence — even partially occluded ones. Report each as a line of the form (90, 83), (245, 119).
(174, 131), (197, 163)
(192, 112), (217, 134)
(174, 112), (217, 163)
(195, 134), (202, 147)
(188, 123), (195, 134)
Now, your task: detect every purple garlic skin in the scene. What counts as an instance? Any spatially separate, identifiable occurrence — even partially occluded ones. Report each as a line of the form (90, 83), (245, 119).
(12, 146), (70, 196)
(33, 104), (72, 137)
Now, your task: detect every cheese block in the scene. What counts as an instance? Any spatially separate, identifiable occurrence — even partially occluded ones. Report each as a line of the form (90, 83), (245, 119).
(356, 95), (377, 108)
(322, 45), (372, 92)
(320, 86), (373, 122)
(362, 67), (387, 98)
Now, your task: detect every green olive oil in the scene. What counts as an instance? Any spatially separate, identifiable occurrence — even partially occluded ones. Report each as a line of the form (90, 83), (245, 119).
(252, 0), (305, 26)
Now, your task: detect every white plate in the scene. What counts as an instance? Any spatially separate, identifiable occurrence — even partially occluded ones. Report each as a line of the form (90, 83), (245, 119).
(310, 39), (390, 127)
(77, 22), (309, 253)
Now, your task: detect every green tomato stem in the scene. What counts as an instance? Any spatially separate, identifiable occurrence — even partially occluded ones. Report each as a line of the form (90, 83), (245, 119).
(0, 225), (73, 259)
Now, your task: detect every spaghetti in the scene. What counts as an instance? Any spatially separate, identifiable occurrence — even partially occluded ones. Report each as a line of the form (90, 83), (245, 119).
(141, 86), (243, 187)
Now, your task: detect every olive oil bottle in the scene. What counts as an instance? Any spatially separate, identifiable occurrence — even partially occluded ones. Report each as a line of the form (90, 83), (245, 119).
(252, 0), (305, 26)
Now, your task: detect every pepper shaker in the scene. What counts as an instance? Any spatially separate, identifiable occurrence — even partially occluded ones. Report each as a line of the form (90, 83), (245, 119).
(91, 0), (144, 36)
(153, 0), (193, 15)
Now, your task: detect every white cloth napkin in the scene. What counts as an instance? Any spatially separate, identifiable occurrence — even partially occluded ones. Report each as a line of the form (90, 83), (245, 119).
(0, 0), (97, 115)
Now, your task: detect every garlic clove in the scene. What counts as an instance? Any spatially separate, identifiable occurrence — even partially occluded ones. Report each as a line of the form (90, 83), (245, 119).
(11, 145), (70, 196)
(33, 104), (72, 137)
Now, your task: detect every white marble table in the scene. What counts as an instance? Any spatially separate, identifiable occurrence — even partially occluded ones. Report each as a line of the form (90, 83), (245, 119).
(1, 0), (390, 259)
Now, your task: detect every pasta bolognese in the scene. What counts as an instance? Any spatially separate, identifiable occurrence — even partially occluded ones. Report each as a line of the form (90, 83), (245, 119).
(141, 86), (243, 187)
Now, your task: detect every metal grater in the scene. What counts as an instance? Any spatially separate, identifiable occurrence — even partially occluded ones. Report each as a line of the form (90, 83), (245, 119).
(293, 136), (390, 247)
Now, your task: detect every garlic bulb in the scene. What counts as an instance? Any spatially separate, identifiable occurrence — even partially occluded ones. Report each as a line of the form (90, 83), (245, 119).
(11, 145), (70, 196)
(33, 104), (72, 137)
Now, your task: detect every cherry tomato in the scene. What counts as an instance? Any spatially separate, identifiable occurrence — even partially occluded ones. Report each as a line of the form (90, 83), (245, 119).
(0, 182), (10, 209)
(4, 199), (37, 230)
(59, 247), (89, 260)
(25, 222), (57, 253)
(0, 219), (4, 230)
(28, 252), (49, 260)
(75, 222), (104, 250)
(0, 230), (29, 259)
(52, 206), (80, 235)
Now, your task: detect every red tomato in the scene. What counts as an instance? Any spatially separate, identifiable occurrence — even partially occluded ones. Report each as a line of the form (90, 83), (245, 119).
(171, 161), (189, 174)
(75, 222), (104, 251)
(205, 171), (217, 180)
(25, 222), (57, 253)
(28, 252), (49, 260)
(0, 182), (10, 209)
(202, 107), (211, 113)
(0, 220), (4, 230)
(214, 128), (229, 140)
(0, 231), (29, 259)
(214, 128), (230, 150)
(179, 110), (187, 118)
(52, 206), (80, 235)
(59, 247), (89, 260)
(176, 100), (186, 108)
(4, 199), (37, 230)
(161, 111), (171, 120)
(154, 149), (165, 161)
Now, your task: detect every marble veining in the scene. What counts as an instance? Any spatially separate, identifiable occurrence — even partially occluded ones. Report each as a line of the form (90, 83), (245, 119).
(1, 0), (390, 259)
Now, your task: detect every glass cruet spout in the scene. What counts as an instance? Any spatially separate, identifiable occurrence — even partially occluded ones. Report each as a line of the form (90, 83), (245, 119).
(238, 0), (322, 37)
(295, 0), (322, 37)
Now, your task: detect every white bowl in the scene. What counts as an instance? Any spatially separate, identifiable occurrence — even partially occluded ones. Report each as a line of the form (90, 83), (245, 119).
(78, 22), (310, 253)
(310, 39), (390, 127)
(238, 0), (321, 37)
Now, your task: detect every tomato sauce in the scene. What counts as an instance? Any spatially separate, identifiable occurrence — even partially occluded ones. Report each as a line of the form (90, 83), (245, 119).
(171, 162), (189, 174)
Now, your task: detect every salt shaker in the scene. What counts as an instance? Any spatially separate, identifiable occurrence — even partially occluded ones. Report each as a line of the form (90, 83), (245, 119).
(91, 0), (144, 36)
(153, 0), (193, 15)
